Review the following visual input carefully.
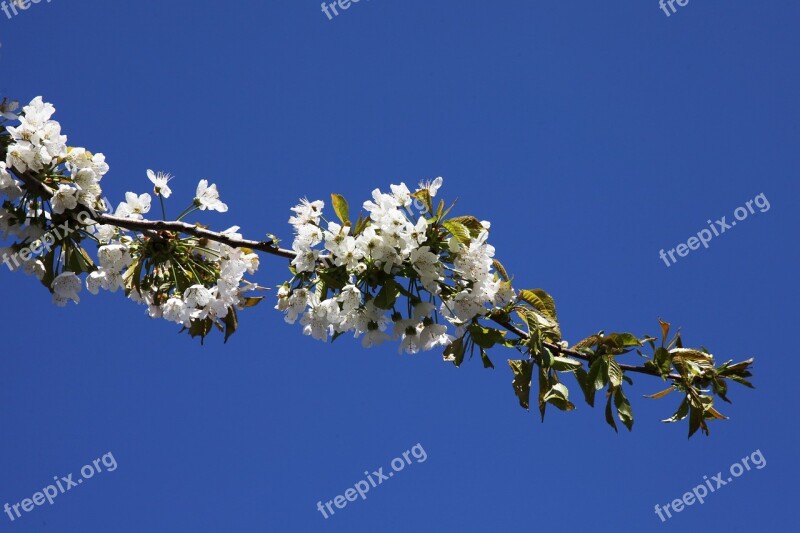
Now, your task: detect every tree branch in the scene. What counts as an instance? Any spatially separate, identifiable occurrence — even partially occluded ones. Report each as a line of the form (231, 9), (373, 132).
(7, 166), (688, 380)
(10, 167), (295, 259)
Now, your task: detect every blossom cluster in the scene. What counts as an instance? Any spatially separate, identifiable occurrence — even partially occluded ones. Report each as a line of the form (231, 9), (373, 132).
(276, 179), (516, 353)
(0, 97), (258, 339)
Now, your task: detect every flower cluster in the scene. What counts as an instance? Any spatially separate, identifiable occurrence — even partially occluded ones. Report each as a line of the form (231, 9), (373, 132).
(276, 179), (516, 353)
(0, 97), (260, 340)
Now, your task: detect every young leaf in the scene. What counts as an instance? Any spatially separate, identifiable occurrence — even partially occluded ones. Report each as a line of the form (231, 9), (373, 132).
(480, 348), (495, 369)
(444, 337), (466, 367)
(508, 359), (533, 410)
(374, 279), (400, 310)
(331, 193), (350, 225)
(614, 388), (634, 431)
(605, 394), (618, 433)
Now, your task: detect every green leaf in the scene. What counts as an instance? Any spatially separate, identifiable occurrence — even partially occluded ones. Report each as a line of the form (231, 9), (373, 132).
(492, 259), (510, 282)
(653, 347), (672, 376)
(573, 367), (596, 407)
(480, 348), (495, 369)
(605, 332), (641, 348)
(444, 337), (466, 367)
(442, 220), (471, 245)
(608, 359), (623, 388)
(223, 307), (238, 343)
(551, 356), (583, 372)
(331, 193), (350, 225)
(544, 383), (575, 412)
(508, 359), (533, 409)
(468, 324), (507, 349)
(374, 279), (400, 310)
(241, 297), (264, 308)
(411, 189), (432, 214)
(587, 357), (608, 391)
(531, 289), (557, 320)
(688, 404), (709, 438)
(614, 388), (634, 431)
(605, 394), (618, 433)
(318, 268), (348, 290)
(448, 215), (484, 238)
(352, 213), (369, 237)
(662, 397), (690, 423)
(537, 366), (549, 421)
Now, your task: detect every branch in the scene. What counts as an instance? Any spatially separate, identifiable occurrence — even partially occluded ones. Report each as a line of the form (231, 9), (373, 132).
(490, 318), (683, 380)
(10, 167), (679, 379)
(10, 167), (295, 259)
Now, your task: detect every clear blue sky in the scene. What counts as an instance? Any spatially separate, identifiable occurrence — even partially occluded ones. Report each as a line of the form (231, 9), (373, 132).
(1, 1), (798, 531)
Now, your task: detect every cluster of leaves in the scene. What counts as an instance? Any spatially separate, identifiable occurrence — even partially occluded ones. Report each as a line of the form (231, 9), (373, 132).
(449, 282), (755, 438)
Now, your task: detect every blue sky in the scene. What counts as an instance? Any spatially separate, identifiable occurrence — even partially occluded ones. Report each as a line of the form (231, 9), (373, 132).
(1, 0), (798, 531)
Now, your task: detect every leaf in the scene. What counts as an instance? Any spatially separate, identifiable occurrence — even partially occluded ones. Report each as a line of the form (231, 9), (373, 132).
(605, 394), (618, 433)
(587, 357), (608, 391)
(352, 213), (369, 237)
(448, 215), (484, 238)
(442, 220), (471, 245)
(659, 319), (671, 343)
(544, 383), (575, 412)
(411, 189), (432, 214)
(318, 268), (348, 290)
(537, 366), (549, 421)
(608, 359), (623, 388)
(571, 334), (603, 350)
(551, 356), (583, 372)
(223, 307), (238, 343)
(241, 297), (264, 308)
(531, 289), (557, 320)
(688, 404), (709, 438)
(662, 397), (690, 423)
(653, 347), (672, 376)
(480, 348), (495, 369)
(573, 367), (596, 407)
(331, 193), (350, 225)
(444, 337), (466, 367)
(492, 259), (510, 282)
(468, 324), (507, 349)
(508, 359), (533, 410)
(518, 290), (550, 317)
(644, 386), (676, 400)
(614, 388), (634, 431)
(605, 332), (641, 348)
(374, 279), (400, 310)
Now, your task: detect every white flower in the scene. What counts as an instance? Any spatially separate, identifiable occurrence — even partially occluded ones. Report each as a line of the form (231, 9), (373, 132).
(289, 199), (325, 227)
(337, 284), (362, 313)
(147, 169), (173, 198)
(195, 179), (228, 212)
(51, 185), (78, 214)
(52, 272), (81, 306)
(97, 244), (133, 271)
(290, 243), (319, 273)
(115, 192), (152, 219)
(161, 297), (187, 324)
(390, 183), (413, 207)
(419, 177), (443, 197)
